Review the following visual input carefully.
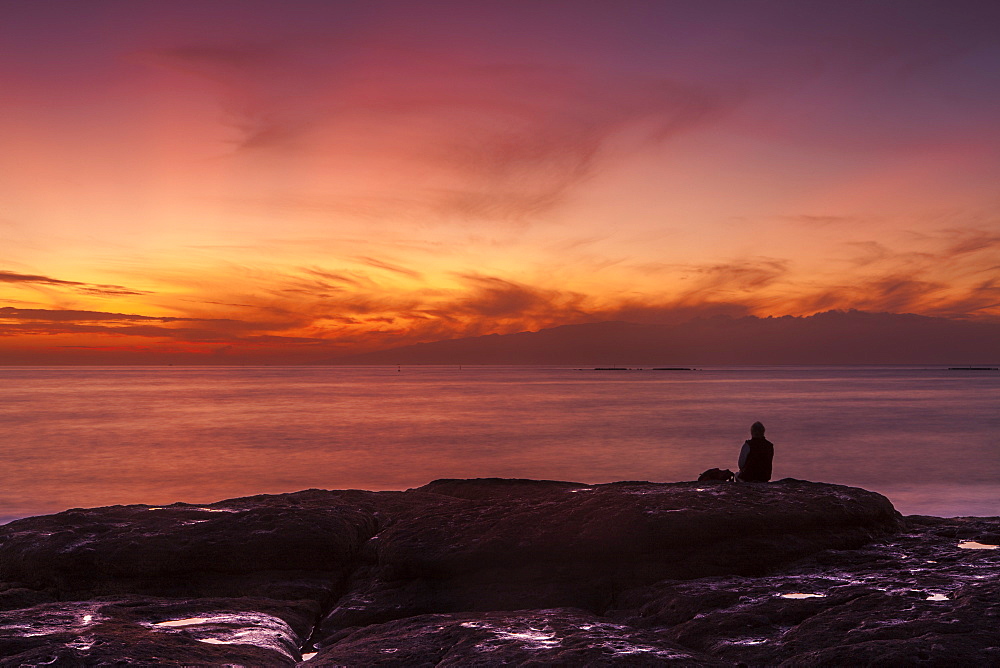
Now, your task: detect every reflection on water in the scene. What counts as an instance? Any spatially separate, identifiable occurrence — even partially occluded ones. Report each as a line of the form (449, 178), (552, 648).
(1, 365), (998, 521)
(779, 593), (826, 599)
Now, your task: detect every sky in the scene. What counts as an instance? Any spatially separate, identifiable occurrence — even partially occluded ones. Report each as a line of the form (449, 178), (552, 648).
(2, 0), (999, 363)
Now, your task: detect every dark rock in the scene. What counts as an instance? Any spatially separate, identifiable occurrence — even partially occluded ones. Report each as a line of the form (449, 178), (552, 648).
(607, 514), (1000, 666)
(0, 583), (54, 611)
(0, 596), (322, 665)
(0, 491), (380, 599)
(414, 477), (587, 500)
(318, 478), (899, 635)
(0, 598), (305, 666)
(0, 478), (995, 665)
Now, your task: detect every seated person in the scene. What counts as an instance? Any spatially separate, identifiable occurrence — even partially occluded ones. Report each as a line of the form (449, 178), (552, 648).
(737, 421), (773, 482)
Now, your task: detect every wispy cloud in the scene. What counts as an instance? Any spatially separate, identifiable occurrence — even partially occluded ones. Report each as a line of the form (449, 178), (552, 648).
(782, 214), (866, 228)
(354, 256), (423, 280)
(943, 229), (1000, 256)
(0, 306), (323, 347)
(144, 41), (741, 223)
(789, 225), (1000, 318)
(0, 270), (81, 287)
(0, 270), (150, 296)
(301, 267), (361, 286)
(0, 307), (177, 322)
(688, 259), (789, 292)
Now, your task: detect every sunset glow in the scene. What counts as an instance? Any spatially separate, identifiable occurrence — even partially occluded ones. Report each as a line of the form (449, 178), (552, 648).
(3, 0), (999, 363)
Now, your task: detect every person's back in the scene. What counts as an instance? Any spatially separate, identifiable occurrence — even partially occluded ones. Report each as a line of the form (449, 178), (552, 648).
(737, 421), (774, 482)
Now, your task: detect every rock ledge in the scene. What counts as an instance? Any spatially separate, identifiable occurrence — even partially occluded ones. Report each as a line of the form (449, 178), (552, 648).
(0, 479), (996, 665)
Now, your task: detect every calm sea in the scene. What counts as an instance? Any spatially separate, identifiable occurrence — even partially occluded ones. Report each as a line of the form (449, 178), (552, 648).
(1, 365), (997, 522)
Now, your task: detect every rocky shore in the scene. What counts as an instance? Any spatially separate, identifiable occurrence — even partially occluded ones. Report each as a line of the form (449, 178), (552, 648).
(0, 478), (997, 666)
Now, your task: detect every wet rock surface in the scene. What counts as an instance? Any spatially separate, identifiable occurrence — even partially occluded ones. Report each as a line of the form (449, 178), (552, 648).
(0, 478), (996, 666)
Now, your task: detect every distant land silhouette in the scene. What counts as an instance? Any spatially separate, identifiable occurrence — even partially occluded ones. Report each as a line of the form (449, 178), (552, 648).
(326, 310), (1000, 365)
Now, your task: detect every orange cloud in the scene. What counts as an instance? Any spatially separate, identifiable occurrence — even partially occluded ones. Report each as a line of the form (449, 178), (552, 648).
(3, 5), (1000, 365)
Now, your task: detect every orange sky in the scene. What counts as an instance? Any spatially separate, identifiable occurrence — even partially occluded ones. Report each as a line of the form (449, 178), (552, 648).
(2, 1), (999, 363)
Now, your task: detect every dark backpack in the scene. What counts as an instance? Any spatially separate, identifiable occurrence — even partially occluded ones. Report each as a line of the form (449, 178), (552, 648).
(698, 468), (735, 482)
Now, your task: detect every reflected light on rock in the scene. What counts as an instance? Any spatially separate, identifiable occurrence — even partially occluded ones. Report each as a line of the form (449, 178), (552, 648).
(958, 541), (998, 550)
(154, 617), (210, 627)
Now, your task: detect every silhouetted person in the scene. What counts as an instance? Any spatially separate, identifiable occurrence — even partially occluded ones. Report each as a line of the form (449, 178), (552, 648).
(737, 421), (773, 482)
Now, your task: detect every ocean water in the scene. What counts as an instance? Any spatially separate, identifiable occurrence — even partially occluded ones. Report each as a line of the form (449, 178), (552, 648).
(1, 365), (997, 522)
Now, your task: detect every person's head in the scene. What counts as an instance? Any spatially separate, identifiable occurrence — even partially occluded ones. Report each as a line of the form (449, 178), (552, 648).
(750, 421), (765, 437)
